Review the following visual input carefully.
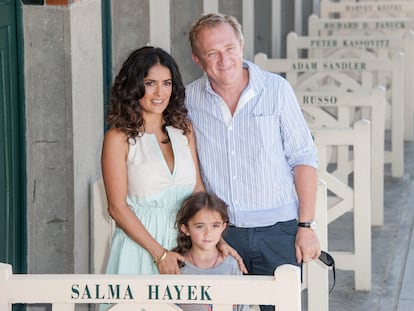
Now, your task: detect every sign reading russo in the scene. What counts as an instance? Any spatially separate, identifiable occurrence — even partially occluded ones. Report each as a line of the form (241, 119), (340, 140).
(302, 95), (337, 105)
(70, 283), (212, 302)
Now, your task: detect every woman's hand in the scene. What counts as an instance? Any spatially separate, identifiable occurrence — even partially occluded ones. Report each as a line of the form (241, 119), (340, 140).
(217, 239), (248, 274)
(156, 250), (185, 274)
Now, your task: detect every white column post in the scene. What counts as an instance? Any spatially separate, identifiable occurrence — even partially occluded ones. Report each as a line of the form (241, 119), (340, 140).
(149, 0), (171, 52)
(242, 0), (254, 60)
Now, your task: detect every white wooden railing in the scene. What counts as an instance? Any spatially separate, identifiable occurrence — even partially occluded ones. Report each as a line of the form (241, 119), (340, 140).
(0, 262), (301, 311)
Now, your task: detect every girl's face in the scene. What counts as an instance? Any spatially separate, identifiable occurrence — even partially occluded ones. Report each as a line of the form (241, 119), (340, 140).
(139, 63), (172, 117)
(181, 208), (227, 251)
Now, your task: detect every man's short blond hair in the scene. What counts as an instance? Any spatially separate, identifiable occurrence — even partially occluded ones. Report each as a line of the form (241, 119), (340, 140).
(189, 13), (244, 56)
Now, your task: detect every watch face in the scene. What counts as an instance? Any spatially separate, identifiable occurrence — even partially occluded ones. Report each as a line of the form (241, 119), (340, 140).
(310, 221), (317, 230)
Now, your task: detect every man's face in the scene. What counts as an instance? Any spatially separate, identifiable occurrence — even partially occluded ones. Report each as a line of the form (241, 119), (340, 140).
(192, 22), (244, 89)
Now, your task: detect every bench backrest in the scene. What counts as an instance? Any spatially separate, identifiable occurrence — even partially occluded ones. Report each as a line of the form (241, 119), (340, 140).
(253, 53), (404, 178)
(312, 120), (372, 290)
(319, 1), (414, 18)
(286, 30), (414, 142)
(308, 14), (414, 37)
(296, 89), (386, 226)
(91, 178), (114, 274)
(0, 262), (301, 311)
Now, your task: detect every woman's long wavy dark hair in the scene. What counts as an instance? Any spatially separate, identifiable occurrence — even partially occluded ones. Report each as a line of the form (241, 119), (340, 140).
(173, 192), (229, 258)
(107, 46), (190, 140)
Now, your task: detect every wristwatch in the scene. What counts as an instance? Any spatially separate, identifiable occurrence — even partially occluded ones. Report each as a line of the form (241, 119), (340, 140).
(298, 220), (317, 230)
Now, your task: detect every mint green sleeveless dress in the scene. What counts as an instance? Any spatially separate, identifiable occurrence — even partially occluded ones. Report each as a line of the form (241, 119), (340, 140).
(104, 126), (196, 275)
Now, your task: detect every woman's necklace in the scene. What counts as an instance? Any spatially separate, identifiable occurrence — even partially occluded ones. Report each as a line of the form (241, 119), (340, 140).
(189, 250), (219, 269)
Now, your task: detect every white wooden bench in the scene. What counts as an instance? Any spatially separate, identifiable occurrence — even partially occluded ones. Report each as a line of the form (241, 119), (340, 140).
(319, 0), (414, 18)
(312, 120), (372, 291)
(91, 178), (329, 311)
(254, 53), (404, 179)
(295, 89), (386, 226)
(286, 33), (406, 145)
(285, 32), (414, 223)
(306, 16), (414, 142)
(0, 262), (301, 311)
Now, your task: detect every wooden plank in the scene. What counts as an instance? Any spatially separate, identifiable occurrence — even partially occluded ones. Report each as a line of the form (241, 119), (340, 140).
(0, 263), (301, 311)
(312, 120), (372, 290)
(320, 1), (414, 18)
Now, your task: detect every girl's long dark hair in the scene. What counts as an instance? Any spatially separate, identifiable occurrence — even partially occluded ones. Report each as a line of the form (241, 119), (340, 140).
(173, 192), (229, 257)
(107, 46), (190, 140)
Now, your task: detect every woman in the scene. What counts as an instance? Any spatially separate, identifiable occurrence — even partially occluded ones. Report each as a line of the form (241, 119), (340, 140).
(101, 46), (204, 276)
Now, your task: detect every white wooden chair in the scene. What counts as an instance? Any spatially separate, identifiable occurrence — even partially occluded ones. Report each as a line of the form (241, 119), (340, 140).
(312, 120), (372, 291)
(306, 17), (414, 142)
(301, 179), (329, 311)
(91, 178), (114, 274)
(286, 32), (414, 141)
(295, 89), (386, 226)
(254, 53), (404, 179)
(0, 262), (302, 311)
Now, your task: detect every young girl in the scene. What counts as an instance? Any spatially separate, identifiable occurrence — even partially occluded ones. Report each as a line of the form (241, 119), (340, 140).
(173, 192), (249, 311)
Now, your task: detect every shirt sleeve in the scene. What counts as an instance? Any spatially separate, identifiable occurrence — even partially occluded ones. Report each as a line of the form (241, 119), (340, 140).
(279, 78), (318, 169)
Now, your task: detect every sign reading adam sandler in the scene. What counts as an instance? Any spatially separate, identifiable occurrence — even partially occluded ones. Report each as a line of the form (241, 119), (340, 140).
(289, 60), (368, 71)
(70, 281), (213, 302)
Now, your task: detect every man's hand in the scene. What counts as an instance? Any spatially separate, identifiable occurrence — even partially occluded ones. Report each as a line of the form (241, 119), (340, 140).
(295, 227), (321, 263)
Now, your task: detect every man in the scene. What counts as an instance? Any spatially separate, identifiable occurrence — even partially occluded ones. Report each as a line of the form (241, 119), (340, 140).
(185, 13), (320, 310)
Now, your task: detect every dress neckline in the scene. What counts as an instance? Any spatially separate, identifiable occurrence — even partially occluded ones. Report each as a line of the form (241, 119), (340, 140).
(148, 126), (176, 177)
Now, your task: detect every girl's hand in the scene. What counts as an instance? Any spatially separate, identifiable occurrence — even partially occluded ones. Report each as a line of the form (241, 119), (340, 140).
(156, 250), (185, 274)
(217, 239), (248, 274)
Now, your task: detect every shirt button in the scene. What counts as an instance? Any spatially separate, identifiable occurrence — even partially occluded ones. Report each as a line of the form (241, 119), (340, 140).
(229, 126), (233, 131)
(233, 176), (236, 180)
(231, 150), (235, 155)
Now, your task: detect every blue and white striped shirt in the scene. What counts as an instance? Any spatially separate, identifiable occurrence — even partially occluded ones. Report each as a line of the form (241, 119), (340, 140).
(185, 60), (318, 227)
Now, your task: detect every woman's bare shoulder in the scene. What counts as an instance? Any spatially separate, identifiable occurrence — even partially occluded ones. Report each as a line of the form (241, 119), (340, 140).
(105, 127), (128, 140)
(103, 127), (130, 151)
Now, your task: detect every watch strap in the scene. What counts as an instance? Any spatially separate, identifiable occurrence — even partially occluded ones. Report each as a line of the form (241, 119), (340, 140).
(298, 220), (317, 230)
